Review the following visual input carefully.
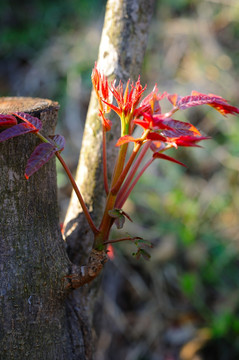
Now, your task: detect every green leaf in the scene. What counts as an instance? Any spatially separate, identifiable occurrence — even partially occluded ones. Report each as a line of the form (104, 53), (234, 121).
(132, 248), (151, 261)
(108, 208), (122, 218)
(134, 238), (153, 249)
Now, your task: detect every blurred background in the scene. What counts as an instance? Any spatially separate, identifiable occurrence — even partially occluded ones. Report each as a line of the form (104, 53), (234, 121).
(1, 0), (239, 359)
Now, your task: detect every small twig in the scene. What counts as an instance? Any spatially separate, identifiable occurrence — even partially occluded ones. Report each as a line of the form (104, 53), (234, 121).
(103, 236), (142, 245)
(56, 152), (99, 235)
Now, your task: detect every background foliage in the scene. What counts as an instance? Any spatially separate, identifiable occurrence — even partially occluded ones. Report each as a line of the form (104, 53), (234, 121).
(1, 0), (239, 359)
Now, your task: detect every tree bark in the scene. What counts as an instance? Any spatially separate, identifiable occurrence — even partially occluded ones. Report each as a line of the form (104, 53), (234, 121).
(0, 97), (73, 359)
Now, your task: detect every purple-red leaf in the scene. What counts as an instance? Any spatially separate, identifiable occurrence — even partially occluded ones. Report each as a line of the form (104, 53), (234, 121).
(25, 142), (57, 179)
(168, 92), (239, 116)
(162, 119), (201, 138)
(13, 112), (42, 131)
(0, 114), (17, 129)
(0, 123), (38, 142)
(49, 134), (65, 152)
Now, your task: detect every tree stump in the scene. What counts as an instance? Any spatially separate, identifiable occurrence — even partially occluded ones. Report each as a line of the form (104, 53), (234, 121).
(0, 97), (73, 359)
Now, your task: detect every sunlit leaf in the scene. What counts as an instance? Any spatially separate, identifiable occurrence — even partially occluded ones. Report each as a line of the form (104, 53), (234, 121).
(133, 118), (150, 129)
(115, 135), (140, 146)
(146, 132), (167, 142)
(134, 113), (174, 131)
(168, 93), (178, 106)
(162, 119), (201, 137)
(171, 92), (239, 116)
(167, 135), (210, 147)
(134, 87), (166, 117)
(99, 110), (112, 132)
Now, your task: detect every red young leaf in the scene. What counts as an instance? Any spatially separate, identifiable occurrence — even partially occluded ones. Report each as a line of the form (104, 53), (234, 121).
(133, 117), (151, 130)
(170, 92), (239, 116)
(0, 123), (39, 142)
(134, 87), (166, 117)
(13, 112), (42, 131)
(115, 135), (141, 146)
(101, 76), (146, 118)
(0, 114), (17, 129)
(49, 134), (65, 151)
(25, 142), (57, 179)
(162, 119), (201, 138)
(134, 112), (173, 131)
(153, 152), (186, 167)
(151, 116), (175, 131)
(91, 62), (112, 112)
(146, 132), (167, 142)
(167, 135), (210, 148)
(99, 110), (112, 132)
(167, 93), (178, 106)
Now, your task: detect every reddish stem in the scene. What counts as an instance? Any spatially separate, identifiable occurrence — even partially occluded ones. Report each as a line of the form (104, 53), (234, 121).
(111, 130), (150, 195)
(103, 236), (141, 245)
(55, 152), (99, 235)
(102, 126), (109, 195)
(117, 157), (155, 208)
(111, 142), (142, 195)
(115, 141), (151, 206)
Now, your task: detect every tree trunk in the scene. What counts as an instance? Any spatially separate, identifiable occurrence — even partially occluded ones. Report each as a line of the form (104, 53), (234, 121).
(0, 0), (155, 359)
